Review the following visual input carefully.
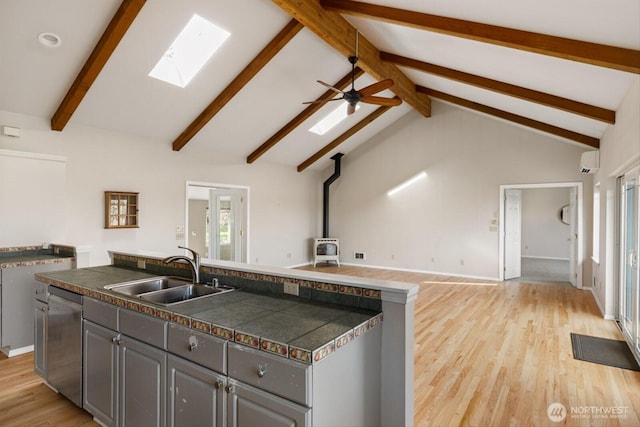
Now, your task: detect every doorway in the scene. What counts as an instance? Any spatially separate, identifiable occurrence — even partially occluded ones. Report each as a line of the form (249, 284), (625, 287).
(185, 181), (249, 263)
(617, 166), (640, 362)
(499, 183), (582, 287)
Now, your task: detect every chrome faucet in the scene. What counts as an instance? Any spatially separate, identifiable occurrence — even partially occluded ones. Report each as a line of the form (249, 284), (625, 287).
(163, 246), (201, 284)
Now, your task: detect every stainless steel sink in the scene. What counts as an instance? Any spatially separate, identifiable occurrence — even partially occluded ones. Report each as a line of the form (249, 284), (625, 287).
(138, 285), (222, 305)
(104, 276), (191, 295)
(104, 276), (233, 306)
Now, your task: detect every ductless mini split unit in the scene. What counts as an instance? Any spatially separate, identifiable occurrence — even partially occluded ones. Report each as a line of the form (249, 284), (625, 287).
(580, 151), (599, 174)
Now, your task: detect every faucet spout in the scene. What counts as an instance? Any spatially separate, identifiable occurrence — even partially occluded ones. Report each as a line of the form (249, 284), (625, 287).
(163, 246), (201, 284)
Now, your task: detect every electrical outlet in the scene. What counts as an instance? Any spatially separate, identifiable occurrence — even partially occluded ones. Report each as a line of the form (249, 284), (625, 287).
(460, 259), (464, 266)
(354, 252), (366, 260)
(137, 260), (146, 269)
(284, 281), (299, 296)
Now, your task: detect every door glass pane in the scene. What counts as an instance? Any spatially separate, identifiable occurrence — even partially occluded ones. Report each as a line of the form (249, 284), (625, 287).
(620, 175), (639, 344)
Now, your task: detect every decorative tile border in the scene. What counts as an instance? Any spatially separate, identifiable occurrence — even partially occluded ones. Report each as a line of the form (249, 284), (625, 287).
(260, 338), (289, 357)
(212, 324), (234, 340)
(235, 331), (260, 348)
(289, 346), (312, 363)
(335, 330), (354, 349)
(313, 341), (335, 363)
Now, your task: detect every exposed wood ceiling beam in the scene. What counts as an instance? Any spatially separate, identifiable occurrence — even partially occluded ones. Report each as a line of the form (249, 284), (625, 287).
(272, 0), (431, 119)
(381, 52), (616, 124)
(51, 0), (146, 131)
(417, 86), (599, 148)
(247, 68), (364, 164)
(297, 102), (394, 172)
(172, 19), (303, 151)
(321, 0), (640, 74)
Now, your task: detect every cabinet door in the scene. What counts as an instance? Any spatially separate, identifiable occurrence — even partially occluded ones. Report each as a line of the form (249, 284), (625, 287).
(226, 379), (310, 427)
(167, 355), (226, 427)
(33, 299), (47, 377)
(119, 336), (167, 427)
(83, 320), (118, 427)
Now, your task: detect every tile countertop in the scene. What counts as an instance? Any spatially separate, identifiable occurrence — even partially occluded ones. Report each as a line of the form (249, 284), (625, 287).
(35, 265), (383, 364)
(0, 245), (75, 268)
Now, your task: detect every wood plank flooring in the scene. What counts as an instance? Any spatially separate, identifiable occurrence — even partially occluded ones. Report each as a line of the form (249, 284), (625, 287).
(1, 265), (638, 426)
(0, 352), (96, 426)
(299, 264), (640, 427)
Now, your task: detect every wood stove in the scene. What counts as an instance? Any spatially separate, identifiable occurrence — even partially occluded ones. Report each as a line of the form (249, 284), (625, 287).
(313, 238), (340, 267)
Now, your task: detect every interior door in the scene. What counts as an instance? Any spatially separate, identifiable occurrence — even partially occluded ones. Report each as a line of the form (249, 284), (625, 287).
(619, 168), (639, 355)
(208, 189), (246, 262)
(504, 189), (522, 280)
(569, 187), (578, 287)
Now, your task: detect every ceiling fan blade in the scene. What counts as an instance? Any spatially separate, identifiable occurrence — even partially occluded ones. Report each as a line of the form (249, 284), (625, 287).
(358, 79), (394, 97)
(302, 98), (343, 105)
(347, 103), (356, 115)
(317, 80), (345, 94)
(361, 96), (402, 107)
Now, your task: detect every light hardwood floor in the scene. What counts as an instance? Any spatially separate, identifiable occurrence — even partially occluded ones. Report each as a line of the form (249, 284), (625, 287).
(0, 351), (96, 426)
(298, 265), (640, 427)
(1, 265), (639, 426)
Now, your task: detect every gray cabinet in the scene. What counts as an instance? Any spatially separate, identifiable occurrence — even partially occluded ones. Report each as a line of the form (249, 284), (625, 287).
(227, 342), (311, 426)
(83, 320), (119, 427)
(33, 299), (47, 377)
(83, 299), (168, 427)
(119, 335), (167, 427)
(226, 379), (310, 427)
(167, 354), (226, 427)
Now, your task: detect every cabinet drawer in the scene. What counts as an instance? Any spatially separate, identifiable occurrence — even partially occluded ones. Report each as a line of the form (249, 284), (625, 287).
(168, 324), (227, 374)
(119, 308), (167, 349)
(228, 342), (312, 407)
(84, 298), (119, 331)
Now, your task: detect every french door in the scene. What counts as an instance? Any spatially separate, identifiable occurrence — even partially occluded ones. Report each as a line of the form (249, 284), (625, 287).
(618, 167), (640, 361)
(208, 188), (246, 262)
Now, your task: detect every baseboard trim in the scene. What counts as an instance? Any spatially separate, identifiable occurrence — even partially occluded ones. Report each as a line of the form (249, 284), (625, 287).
(339, 262), (500, 282)
(521, 255), (570, 261)
(589, 287), (614, 319)
(1, 344), (34, 357)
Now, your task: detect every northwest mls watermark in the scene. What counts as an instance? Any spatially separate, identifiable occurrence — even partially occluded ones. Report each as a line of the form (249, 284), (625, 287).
(547, 402), (629, 422)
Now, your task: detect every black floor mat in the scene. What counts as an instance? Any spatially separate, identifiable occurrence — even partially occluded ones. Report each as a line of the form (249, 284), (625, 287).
(570, 333), (640, 372)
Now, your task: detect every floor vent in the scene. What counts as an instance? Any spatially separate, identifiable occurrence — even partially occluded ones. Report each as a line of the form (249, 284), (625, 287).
(354, 252), (366, 260)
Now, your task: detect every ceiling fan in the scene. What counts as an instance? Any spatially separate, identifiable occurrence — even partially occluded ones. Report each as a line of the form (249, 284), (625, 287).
(304, 32), (402, 115)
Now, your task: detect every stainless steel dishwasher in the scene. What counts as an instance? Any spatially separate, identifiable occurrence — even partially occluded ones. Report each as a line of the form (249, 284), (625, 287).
(47, 285), (83, 407)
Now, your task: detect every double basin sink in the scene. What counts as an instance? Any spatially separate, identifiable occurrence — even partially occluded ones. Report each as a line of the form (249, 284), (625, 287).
(104, 276), (233, 306)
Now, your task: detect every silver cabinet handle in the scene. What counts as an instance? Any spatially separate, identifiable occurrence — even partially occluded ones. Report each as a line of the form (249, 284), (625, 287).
(225, 384), (235, 394)
(188, 336), (198, 351)
(214, 380), (224, 389)
(257, 365), (266, 378)
(112, 337), (122, 345)
(41, 307), (46, 312)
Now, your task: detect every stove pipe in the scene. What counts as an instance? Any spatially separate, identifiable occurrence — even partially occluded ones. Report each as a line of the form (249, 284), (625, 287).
(323, 153), (344, 238)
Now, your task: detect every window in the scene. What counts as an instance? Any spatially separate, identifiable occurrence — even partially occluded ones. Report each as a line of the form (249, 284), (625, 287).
(149, 14), (230, 88)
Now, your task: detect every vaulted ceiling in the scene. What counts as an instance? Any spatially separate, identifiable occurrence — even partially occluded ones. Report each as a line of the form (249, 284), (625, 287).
(1, 0), (638, 171)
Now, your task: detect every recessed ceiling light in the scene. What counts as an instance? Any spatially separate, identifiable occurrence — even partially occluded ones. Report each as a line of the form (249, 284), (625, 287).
(38, 32), (61, 48)
(309, 102), (360, 135)
(149, 14), (230, 88)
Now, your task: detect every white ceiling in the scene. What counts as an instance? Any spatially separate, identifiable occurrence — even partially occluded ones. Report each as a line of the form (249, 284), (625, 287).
(1, 0), (638, 171)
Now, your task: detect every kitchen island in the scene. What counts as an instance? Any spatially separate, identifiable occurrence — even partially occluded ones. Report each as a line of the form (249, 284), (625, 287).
(36, 250), (418, 426)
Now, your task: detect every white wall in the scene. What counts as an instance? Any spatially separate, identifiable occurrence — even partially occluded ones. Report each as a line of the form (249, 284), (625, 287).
(594, 76), (640, 317)
(521, 187), (571, 259)
(0, 110), (319, 267)
(328, 101), (593, 280)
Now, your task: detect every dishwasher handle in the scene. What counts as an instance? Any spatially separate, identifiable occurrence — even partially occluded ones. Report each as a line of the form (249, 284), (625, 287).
(49, 286), (83, 305)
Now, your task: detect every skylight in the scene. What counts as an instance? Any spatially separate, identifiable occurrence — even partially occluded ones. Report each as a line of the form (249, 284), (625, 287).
(149, 14), (230, 88)
(309, 102), (359, 135)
